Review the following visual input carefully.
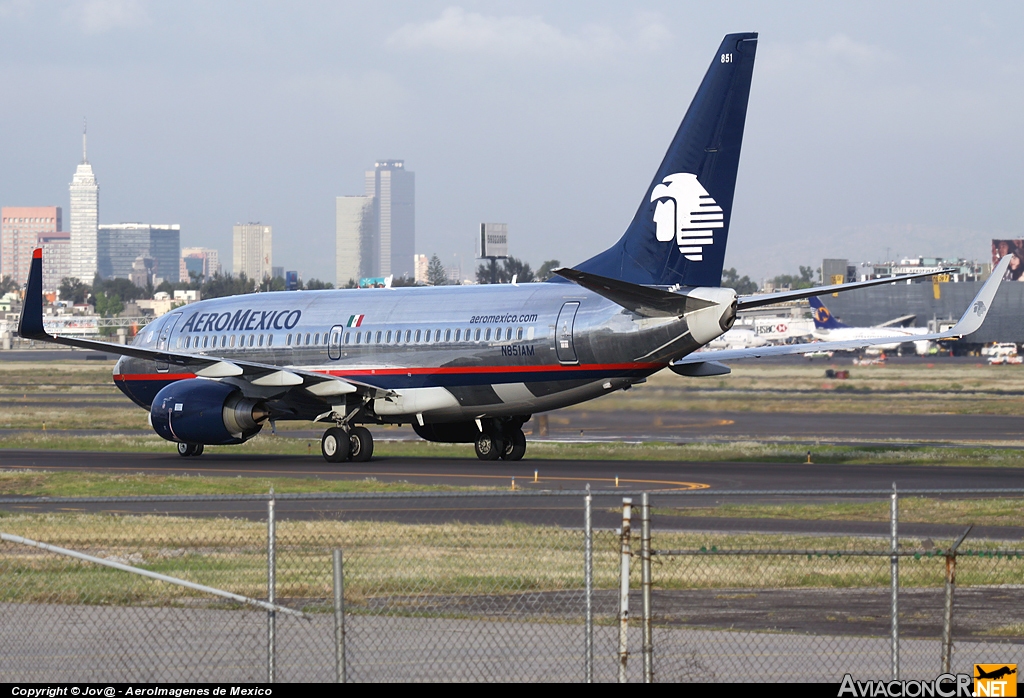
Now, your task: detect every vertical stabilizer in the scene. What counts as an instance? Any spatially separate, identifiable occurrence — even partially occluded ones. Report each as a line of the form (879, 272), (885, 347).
(808, 296), (850, 329)
(574, 33), (757, 287)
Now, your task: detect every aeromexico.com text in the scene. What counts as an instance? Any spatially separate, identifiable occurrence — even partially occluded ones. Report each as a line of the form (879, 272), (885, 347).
(469, 313), (539, 324)
(179, 309), (302, 334)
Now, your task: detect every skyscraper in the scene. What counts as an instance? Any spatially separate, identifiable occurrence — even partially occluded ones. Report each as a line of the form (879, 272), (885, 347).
(181, 247), (221, 280)
(69, 127), (99, 282)
(1, 206), (61, 287)
(336, 195), (376, 286)
(97, 224), (181, 283)
(233, 223), (272, 281)
(365, 160), (414, 279)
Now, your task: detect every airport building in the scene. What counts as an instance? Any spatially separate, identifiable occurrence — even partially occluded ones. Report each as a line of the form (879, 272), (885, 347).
(232, 223), (272, 281)
(69, 131), (99, 283)
(97, 224), (181, 284)
(1, 206), (62, 287)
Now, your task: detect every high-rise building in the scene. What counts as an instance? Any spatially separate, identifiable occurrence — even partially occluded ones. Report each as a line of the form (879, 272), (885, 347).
(40, 232), (71, 293)
(233, 223), (272, 281)
(181, 247), (221, 280)
(365, 160), (414, 279)
(97, 224), (181, 284)
(413, 253), (429, 284)
(69, 128), (99, 282)
(1, 206), (62, 287)
(336, 196), (376, 287)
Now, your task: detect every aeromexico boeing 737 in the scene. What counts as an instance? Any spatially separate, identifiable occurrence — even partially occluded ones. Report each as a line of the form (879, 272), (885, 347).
(17, 33), (1008, 463)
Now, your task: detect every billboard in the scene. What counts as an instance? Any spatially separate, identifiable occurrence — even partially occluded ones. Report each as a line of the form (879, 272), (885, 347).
(479, 223), (508, 258)
(992, 240), (1024, 281)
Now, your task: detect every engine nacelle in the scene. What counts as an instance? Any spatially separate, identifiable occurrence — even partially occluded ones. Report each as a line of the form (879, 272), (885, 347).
(150, 379), (269, 445)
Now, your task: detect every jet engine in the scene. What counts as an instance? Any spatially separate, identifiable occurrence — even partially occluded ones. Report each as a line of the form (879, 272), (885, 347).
(150, 379), (269, 445)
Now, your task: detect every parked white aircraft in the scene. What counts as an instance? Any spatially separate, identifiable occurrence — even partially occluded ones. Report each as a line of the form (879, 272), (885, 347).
(808, 297), (932, 355)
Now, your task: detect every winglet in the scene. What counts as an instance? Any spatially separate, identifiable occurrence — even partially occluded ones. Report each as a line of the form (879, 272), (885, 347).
(944, 254), (1011, 337)
(17, 248), (49, 340)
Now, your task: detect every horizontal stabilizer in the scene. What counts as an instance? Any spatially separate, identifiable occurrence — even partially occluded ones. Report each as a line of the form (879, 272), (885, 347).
(673, 256), (1010, 364)
(553, 268), (717, 317)
(737, 268), (957, 311)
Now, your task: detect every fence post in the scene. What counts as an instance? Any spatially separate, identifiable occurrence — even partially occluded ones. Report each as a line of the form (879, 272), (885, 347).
(618, 497), (633, 684)
(641, 492), (653, 684)
(584, 485), (593, 684)
(333, 549), (346, 683)
(890, 483), (899, 681)
(268, 489), (276, 684)
(941, 525), (973, 674)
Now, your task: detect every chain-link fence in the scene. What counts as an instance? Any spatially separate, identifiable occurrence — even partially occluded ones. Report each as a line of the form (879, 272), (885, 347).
(0, 488), (1021, 682)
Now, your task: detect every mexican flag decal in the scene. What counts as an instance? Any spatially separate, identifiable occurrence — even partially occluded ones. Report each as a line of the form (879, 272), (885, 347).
(347, 315), (364, 327)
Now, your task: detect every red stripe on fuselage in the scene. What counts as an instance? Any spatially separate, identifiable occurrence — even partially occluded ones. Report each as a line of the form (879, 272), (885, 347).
(112, 362), (664, 382)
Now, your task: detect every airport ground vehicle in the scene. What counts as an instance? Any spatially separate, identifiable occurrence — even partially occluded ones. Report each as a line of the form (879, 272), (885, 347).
(18, 33), (1006, 462)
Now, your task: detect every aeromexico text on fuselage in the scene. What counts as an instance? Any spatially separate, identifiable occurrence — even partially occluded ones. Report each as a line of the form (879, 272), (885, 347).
(179, 308), (302, 334)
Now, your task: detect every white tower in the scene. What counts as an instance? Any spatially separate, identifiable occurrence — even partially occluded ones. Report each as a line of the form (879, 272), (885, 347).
(69, 123), (99, 283)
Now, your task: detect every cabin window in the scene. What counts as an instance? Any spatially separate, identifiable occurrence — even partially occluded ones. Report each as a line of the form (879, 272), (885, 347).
(444, 329), (451, 342)
(484, 328), (491, 341)
(475, 328), (481, 341)
(314, 333), (320, 345)
(376, 331), (382, 343)
(454, 329), (461, 342)
(415, 329), (421, 342)
(355, 331), (361, 344)
(301, 333), (307, 345)
(394, 331), (400, 345)
(342, 332), (349, 344)
(203, 335), (210, 348)
(495, 327), (502, 341)
(229, 335), (236, 348)
(517, 327), (523, 340)
(434, 329), (441, 342)
(507, 327), (514, 341)
(385, 330), (392, 343)
(466, 328), (472, 341)
(527, 327), (535, 340)
(258, 334), (264, 347)
(286, 334), (292, 345)
(268, 334), (274, 347)
(365, 332), (372, 344)
(184, 336), (191, 349)
(248, 335), (255, 347)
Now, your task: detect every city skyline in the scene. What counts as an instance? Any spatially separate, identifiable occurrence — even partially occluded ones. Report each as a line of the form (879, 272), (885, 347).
(1, 4), (1022, 282)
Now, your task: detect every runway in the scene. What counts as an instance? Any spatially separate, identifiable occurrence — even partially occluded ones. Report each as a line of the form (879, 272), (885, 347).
(3, 449), (1023, 540)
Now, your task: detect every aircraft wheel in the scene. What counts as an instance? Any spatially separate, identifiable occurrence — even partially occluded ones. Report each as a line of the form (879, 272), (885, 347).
(349, 426), (374, 462)
(475, 432), (504, 461)
(177, 442), (197, 457)
(321, 427), (351, 463)
(501, 428), (527, 461)
(193, 444), (204, 457)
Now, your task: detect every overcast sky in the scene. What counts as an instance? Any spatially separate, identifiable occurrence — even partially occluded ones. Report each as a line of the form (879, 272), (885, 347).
(1, 1), (1022, 283)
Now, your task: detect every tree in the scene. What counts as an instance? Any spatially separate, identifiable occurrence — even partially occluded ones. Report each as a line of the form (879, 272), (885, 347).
(769, 265), (816, 290)
(475, 256), (535, 284)
(93, 291), (124, 318)
(304, 278), (334, 290)
(59, 277), (91, 305)
(536, 260), (561, 282)
(721, 267), (758, 295)
(0, 275), (19, 295)
(200, 272), (257, 299)
(427, 254), (449, 286)
(391, 275), (418, 287)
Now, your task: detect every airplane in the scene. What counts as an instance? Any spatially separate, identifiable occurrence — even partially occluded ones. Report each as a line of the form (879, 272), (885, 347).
(808, 296), (932, 355)
(17, 32), (1008, 463)
(704, 327), (768, 351)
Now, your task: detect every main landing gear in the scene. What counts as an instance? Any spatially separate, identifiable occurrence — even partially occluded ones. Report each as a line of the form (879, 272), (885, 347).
(176, 442), (204, 457)
(474, 421), (527, 462)
(321, 426), (374, 463)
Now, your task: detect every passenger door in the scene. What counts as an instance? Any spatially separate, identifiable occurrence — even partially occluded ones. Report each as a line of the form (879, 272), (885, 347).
(555, 302), (580, 365)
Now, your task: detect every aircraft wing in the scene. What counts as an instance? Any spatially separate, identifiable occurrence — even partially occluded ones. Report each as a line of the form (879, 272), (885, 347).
(673, 256), (1009, 365)
(876, 314), (917, 328)
(17, 250), (386, 398)
(736, 268), (956, 311)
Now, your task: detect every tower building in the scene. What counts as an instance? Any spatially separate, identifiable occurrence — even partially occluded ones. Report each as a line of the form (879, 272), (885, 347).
(233, 223), (272, 281)
(69, 126), (99, 282)
(365, 160), (414, 279)
(336, 195), (376, 287)
(97, 224), (181, 284)
(1, 206), (62, 287)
